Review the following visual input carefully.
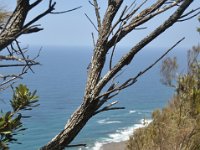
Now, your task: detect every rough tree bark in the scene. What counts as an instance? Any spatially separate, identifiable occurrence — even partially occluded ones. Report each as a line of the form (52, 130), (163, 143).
(0, 1), (81, 148)
(41, 0), (199, 149)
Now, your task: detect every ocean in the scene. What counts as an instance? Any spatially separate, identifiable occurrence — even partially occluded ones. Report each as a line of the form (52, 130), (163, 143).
(1, 46), (187, 150)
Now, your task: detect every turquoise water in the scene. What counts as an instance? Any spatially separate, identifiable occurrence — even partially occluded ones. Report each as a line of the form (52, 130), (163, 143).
(1, 46), (187, 149)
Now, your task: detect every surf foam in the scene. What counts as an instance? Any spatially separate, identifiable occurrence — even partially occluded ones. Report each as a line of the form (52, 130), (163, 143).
(92, 118), (152, 150)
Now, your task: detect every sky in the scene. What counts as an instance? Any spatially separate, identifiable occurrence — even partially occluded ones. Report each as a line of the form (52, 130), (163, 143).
(2, 0), (200, 48)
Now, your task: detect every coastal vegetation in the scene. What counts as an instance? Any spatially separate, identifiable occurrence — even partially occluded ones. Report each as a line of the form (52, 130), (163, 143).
(127, 21), (200, 150)
(0, 84), (39, 149)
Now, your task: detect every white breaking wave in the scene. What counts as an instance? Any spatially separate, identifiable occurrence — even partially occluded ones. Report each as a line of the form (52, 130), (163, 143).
(129, 110), (136, 114)
(92, 118), (152, 150)
(92, 142), (104, 150)
(97, 118), (121, 124)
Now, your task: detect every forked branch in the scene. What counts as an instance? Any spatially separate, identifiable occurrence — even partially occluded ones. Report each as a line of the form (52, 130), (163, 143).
(41, 1), (196, 149)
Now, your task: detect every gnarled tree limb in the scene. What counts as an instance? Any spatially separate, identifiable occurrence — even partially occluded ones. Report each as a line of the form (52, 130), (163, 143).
(41, 1), (196, 150)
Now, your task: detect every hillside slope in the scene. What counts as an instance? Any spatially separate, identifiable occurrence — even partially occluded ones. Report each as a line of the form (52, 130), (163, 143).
(127, 45), (200, 150)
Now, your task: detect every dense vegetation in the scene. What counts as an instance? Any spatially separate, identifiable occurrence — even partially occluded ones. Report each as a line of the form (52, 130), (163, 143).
(127, 45), (200, 150)
(127, 17), (200, 150)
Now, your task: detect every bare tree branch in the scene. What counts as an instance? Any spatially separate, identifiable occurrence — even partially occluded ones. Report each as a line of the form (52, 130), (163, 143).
(107, 0), (180, 49)
(29, 0), (43, 10)
(23, 1), (56, 29)
(94, 100), (125, 115)
(41, 1), (196, 149)
(85, 13), (98, 32)
(93, 0), (101, 32)
(91, 32), (96, 47)
(0, 0), (77, 91)
(0, 70), (27, 88)
(0, 0), (30, 50)
(83, 0), (123, 105)
(50, 6), (82, 14)
(96, 37), (185, 101)
(95, 0), (193, 93)
(66, 143), (87, 148)
(178, 7), (200, 21)
(15, 40), (34, 73)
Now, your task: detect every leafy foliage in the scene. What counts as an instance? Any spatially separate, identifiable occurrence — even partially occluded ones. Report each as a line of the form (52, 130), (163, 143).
(127, 45), (200, 150)
(0, 84), (39, 149)
(11, 84), (39, 112)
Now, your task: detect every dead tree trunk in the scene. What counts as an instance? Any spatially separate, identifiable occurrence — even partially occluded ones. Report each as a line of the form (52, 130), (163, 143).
(41, 0), (198, 149)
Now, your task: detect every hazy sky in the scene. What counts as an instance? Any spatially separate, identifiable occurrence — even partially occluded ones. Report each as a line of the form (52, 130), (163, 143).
(2, 0), (200, 48)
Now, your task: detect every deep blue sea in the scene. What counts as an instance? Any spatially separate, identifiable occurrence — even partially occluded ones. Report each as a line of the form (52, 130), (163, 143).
(1, 46), (188, 150)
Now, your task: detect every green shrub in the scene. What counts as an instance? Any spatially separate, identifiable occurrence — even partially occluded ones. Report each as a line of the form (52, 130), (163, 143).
(127, 45), (200, 150)
(0, 84), (39, 149)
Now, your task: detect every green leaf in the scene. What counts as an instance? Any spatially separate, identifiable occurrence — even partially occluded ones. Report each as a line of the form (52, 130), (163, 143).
(10, 84), (39, 112)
